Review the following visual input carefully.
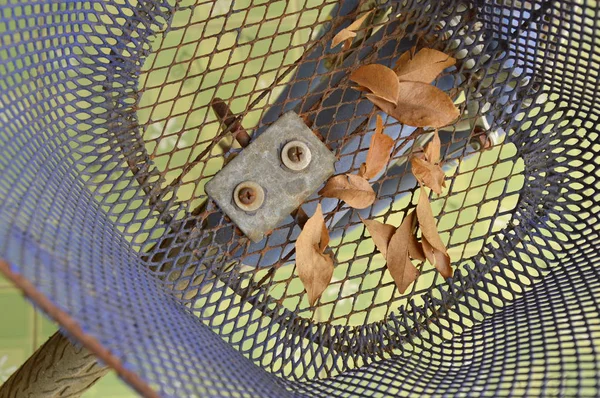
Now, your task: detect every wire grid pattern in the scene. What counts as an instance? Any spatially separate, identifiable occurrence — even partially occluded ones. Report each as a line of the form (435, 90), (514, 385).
(0, 0), (598, 395)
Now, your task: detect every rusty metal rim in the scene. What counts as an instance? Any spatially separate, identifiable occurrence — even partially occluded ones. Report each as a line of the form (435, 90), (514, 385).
(0, 259), (160, 398)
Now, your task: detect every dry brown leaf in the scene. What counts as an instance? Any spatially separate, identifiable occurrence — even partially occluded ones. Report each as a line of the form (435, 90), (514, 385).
(332, 30), (357, 49)
(421, 236), (435, 266)
(361, 217), (396, 258)
(386, 211), (420, 293)
(394, 47), (456, 83)
(411, 130), (445, 194)
(416, 186), (447, 253)
(350, 64), (400, 104)
(410, 156), (446, 195)
(353, 85), (371, 92)
(360, 115), (394, 179)
(367, 81), (460, 128)
(319, 214), (330, 253)
(331, 10), (373, 49)
(416, 186), (452, 278)
(359, 163), (367, 176)
(422, 237), (453, 279)
(400, 210), (426, 261)
(346, 10), (373, 31)
(295, 204), (334, 306)
(365, 93), (395, 112)
(342, 39), (354, 51)
(408, 234), (426, 261)
(408, 236), (426, 262)
(424, 129), (441, 164)
(319, 174), (376, 209)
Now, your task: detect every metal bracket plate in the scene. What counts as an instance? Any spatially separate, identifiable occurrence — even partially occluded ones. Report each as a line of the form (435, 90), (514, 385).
(206, 111), (336, 242)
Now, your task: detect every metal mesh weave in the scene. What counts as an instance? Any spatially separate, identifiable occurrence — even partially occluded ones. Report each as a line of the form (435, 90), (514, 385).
(0, 0), (599, 396)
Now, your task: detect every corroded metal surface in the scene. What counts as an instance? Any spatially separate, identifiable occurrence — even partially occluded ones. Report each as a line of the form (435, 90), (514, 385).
(206, 111), (335, 242)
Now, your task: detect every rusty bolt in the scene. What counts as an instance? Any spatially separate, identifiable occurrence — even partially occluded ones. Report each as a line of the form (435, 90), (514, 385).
(233, 181), (264, 212)
(238, 187), (256, 205)
(210, 97), (251, 148)
(470, 126), (499, 152)
(281, 141), (311, 171)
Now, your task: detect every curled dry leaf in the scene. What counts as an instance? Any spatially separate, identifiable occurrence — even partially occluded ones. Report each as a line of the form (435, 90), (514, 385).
(367, 81), (460, 128)
(295, 204), (335, 306)
(407, 230), (426, 262)
(361, 217), (395, 258)
(360, 115), (394, 180)
(361, 211), (425, 261)
(394, 47), (456, 83)
(410, 156), (446, 195)
(331, 10), (373, 50)
(424, 130), (441, 164)
(354, 85), (371, 93)
(386, 211), (420, 293)
(411, 130), (445, 194)
(416, 186), (453, 278)
(332, 30), (357, 50)
(422, 237), (452, 279)
(416, 186), (446, 253)
(319, 174), (376, 209)
(350, 64), (400, 104)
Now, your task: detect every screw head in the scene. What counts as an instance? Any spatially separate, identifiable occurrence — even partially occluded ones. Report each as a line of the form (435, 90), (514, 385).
(281, 141), (311, 171)
(238, 187), (256, 205)
(287, 146), (305, 163)
(233, 182), (264, 212)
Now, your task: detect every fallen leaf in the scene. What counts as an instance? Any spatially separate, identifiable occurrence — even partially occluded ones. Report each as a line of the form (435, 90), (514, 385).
(359, 163), (367, 176)
(386, 211), (420, 293)
(367, 82), (460, 128)
(408, 238), (426, 263)
(360, 115), (394, 179)
(295, 204), (335, 306)
(424, 130), (441, 164)
(350, 64), (400, 104)
(332, 30), (357, 49)
(416, 187), (452, 278)
(361, 217), (396, 258)
(346, 10), (373, 31)
(416, 186), (446, 253)
(353, 85), (371, 92)
(421, 236), (435, 266)
(319, 174), (376, 209)
(331, 10), (373, 49)
(422, 237), (452, 279)
(318, 215), (330, 253)
(411, 130), (445, 194)
(394, 47), (456, 83)
(399, 210), (426, 261)
(365, 94), (395, 112)
(410, 156), (446, 195)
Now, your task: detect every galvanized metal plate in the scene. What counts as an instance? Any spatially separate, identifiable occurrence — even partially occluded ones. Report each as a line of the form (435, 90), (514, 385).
(206, 111), (336, 242)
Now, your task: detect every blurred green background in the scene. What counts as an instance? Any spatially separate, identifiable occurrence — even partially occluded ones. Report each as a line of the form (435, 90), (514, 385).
(0, 272), (136, 396)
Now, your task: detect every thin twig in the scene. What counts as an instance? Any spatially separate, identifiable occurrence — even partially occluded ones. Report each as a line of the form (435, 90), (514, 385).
(211, 98), (251, 148)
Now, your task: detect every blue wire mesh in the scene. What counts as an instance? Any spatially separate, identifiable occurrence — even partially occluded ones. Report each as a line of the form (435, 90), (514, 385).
(0, 0), (599, 396)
